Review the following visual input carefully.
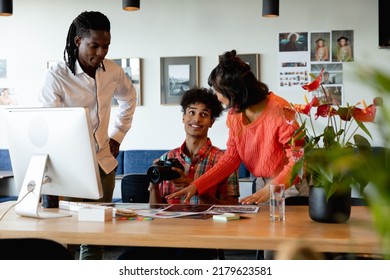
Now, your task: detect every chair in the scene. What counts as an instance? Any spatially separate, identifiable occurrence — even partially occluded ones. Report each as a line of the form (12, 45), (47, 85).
(0, 238), (74, 260)
(121, 174), (150, 203)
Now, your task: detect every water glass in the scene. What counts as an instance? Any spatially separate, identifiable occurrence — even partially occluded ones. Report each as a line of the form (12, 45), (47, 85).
(270, 184), (285, 221)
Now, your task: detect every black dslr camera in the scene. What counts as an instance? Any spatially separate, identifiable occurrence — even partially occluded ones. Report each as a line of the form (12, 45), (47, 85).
(147, 158), (185, 184)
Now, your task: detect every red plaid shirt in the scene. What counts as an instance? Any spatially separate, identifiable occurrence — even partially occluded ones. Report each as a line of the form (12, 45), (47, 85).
(158, 138), (239, 204)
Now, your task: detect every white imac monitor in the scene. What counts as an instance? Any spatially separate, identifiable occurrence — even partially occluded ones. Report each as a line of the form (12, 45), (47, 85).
(3, 107), (103, 218)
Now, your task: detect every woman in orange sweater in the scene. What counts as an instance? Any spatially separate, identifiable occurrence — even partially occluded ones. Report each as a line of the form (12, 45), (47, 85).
(167, 50), (301, 205)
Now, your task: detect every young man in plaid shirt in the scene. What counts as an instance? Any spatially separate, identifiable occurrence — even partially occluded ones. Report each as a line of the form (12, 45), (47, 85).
(149, 87), (239, 205)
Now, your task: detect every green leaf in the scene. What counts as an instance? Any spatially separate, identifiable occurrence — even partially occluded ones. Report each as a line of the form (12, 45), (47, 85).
(355, 119), (372, 139)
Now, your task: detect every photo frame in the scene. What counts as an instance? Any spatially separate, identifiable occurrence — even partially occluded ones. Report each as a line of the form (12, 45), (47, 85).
(112, 58), (142, 106)
(238, 53), (260, 80)
(160, 56), (199, 105)
(218, 53), (260, 80)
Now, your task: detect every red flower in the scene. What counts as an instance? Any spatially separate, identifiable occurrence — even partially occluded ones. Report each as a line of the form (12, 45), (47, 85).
(302, 68), (324, 92)
(294, 103), (311, 115)
(310, 96), (320, 107)
(353, 104), (376, 122)
(315, 104), (337, 119)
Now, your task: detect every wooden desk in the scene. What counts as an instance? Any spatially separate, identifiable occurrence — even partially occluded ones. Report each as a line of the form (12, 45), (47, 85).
(0, 202), (383, 255)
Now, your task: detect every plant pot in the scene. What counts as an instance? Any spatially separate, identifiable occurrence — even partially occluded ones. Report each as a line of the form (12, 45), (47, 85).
(308, 186), (352, 223)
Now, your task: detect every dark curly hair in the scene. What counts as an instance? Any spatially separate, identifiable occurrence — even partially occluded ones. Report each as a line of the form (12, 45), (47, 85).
(208, 50), (269, 113)
(180, 87), (223, 120)
(64, 11), (111, 75)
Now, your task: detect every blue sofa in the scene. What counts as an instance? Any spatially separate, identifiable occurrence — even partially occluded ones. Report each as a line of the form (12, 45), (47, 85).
(116, 150), (250, 178)
(0, 149), (12, 172)
(0, 149), (250, 203)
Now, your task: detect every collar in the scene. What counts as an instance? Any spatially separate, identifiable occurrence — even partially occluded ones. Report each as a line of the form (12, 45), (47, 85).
(74, 59), (105, 75)
(179, 138), (213, 162)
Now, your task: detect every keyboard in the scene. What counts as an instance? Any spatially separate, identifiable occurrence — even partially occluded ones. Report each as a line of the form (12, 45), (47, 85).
(59, 200), (137, 217)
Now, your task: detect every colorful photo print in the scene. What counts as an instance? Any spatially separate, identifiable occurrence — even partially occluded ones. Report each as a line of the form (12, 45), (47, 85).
(311, 32), (331, 62)
(332, 30), (354, 62)
(279, 32), (309, 52)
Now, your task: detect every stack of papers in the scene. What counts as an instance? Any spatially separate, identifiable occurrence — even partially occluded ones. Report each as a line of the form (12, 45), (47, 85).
(128, 204), (259, 219)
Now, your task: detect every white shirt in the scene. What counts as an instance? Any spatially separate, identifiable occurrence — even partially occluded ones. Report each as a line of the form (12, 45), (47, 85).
(40, 59), (136, 174)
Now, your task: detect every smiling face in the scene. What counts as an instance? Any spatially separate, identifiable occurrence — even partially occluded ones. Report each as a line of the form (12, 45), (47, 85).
(75, 30), (111, 73)
(183, 102), (214, 138)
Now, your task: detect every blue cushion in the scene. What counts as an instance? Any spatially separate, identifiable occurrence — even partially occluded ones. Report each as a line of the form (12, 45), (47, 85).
(116, 151), (124, 175)
(119, 149), (250, 178)
(122, 150), (168, 175)
(0, 149), (12, 171)
(238, 163), (250, 178)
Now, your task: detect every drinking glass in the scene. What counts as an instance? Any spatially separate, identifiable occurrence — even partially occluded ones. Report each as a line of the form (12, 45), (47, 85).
(270, 184), (285, 221)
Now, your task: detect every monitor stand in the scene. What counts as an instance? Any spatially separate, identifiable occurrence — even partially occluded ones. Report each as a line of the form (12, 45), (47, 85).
(15, 154), (71, 219)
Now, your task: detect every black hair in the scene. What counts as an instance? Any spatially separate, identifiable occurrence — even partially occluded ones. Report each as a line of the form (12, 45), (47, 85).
(208, 50), (269, 113)
(337, 36), (349, 42)
(64, 11), (111, 75)
(180, 87), (223, 120)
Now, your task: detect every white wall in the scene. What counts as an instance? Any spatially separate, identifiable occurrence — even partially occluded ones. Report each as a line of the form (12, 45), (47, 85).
(0, 0), (389, 150)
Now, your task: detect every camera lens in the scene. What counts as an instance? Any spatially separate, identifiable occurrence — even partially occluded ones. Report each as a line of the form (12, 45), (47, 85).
(147, 166), (161, 184)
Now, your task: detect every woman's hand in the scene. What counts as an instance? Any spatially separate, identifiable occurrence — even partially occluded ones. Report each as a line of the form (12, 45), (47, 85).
(170, 167), (193, 189)
(240, 185), (270, 205)
(165, 184), (197, 204)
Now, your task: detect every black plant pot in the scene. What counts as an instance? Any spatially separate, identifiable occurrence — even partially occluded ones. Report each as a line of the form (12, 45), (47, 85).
(308, 186), (352, 223)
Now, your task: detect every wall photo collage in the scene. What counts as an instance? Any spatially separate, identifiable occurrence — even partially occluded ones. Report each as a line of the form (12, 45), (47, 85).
(278, 30), (354, 105)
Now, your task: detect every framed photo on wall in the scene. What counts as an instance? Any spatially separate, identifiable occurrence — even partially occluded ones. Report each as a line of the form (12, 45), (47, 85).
(160, 56), (199, 105)
(218, 53), (260, 80)
(112, 58), (142, 106)
(237, 53), (260, 80)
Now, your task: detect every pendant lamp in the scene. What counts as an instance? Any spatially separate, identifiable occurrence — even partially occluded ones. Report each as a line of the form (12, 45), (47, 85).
(262, 0), (279, 18)
(123, 0), (140, 11)
(0, 0), (13, 16)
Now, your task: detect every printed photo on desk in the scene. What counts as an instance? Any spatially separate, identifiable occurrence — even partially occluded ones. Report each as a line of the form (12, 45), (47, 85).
(207, 205), (260, 214)
(163, 204), (213, 212)
(135, 209), (200, 219)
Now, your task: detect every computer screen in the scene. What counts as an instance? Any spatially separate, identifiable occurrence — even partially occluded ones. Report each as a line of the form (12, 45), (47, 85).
(3, 107), (103, 218)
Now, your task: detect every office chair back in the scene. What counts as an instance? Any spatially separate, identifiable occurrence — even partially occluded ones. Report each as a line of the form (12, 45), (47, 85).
(121, 174), (150, 203)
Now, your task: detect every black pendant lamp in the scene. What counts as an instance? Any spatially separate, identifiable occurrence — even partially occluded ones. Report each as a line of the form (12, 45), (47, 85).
(0, 0), (13, 16)
(123, 0), (140, 11)
(262, 0), (279, 18)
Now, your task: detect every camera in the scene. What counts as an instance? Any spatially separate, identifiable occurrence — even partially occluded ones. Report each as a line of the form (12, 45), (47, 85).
(147, 158), (185, 184)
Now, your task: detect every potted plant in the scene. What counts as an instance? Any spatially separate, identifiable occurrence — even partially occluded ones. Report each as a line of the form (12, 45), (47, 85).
(286, 68), (380, 223)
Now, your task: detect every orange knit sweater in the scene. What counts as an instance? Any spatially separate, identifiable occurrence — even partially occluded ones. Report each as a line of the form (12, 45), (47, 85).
(193, 92), (300, 195)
